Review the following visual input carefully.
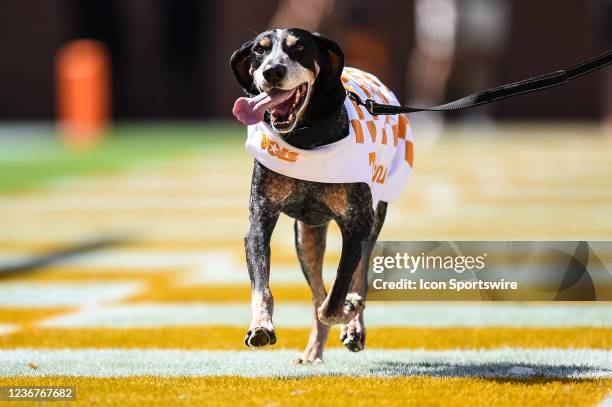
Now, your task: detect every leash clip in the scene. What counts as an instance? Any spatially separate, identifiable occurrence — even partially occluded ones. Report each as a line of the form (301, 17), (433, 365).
(346, 91), (363, 106)
(347, 91), (379, 115)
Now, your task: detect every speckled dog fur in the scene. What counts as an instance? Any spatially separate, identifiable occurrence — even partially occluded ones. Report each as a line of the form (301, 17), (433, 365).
(231, 28), (388, 362)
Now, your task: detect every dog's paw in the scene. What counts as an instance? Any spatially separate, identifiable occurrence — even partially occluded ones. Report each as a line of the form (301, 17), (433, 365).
(292, 357), (323, 365)
(340, 315), (366, 352)
(244, 327), (277, 347)
(344, 293), (364, 314)
(342, 332), (364, 352)
(317, 293), (365, 326)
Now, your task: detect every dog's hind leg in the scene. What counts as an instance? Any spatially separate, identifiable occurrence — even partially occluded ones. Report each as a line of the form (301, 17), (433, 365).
(341, 201), (388, 352)
(293, 220), (330, 364)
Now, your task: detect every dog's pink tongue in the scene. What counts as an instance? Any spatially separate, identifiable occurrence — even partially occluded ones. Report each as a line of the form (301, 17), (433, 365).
(233, 88), (294, 125)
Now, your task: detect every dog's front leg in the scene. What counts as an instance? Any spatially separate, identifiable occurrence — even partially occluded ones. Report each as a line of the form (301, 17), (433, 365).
(243, 165), (289, 347)
(341, 202), (388, 352)
(244, 201), (280, 347)
(317, 211), (373, 326)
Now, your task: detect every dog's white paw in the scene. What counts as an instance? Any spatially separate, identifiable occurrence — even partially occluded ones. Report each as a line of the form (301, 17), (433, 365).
(292, 357), (323, 365)
(344, 293), (364, 314)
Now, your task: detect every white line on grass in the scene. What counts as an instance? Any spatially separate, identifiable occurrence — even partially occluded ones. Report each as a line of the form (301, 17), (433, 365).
(0, 282), (142, 307)
(0, 196), (246, 210)
(0, 325), (15, 336)
(0, 348), (609, 378)
(599, 397), (612, 407)
(0, 251), (237, 271)
(0, 251), (339, 283)
(41, 303), (612, 328)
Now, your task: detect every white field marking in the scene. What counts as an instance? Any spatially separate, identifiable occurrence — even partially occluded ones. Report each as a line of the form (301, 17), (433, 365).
(0, 251), (237, 271)
(187, 264), (340, 284)
(0, 348), (610, 378)
(387, 207), (612, 225)
(0, 250), (341, 283)
(41, 303), (612, 328)
(0, 219), (249, 236)
(48, 174), (249, 190)
(421, 181), (459, 213)
(0, 250), (231, 269)
(0, 226), (250, 241)
(0, 224), (248, 243)
(0, 196), (246, 210)
(0, 231), (250, 243)
(0, 325), (16, 336)
(0, 282), (142, 308)
(599, 397), (612, 407)
(474, 185), (612, 199)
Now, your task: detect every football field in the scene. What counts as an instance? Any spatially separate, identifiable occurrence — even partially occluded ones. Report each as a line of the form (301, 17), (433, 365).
(0, 123), (610, 406)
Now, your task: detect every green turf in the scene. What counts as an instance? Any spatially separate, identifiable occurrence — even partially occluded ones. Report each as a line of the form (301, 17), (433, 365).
(0, 123), (245, 193)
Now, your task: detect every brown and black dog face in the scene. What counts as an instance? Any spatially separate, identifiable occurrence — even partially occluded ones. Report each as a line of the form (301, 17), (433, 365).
(230, 28), (345, 133)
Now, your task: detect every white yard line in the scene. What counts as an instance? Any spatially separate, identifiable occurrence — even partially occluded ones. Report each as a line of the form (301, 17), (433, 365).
(0, 251), (237, 270)
(0, 228), (248, 241)
(0, 282), (142, 307)
(0, 325), (16, 336)
(0, 348), (609, 378)
(0, 250), (341, 283)
(48, 174), (249, 191)
(0, 196), (246, 210)
(599, 397), (612, 407)
(41, 302), (612, 328)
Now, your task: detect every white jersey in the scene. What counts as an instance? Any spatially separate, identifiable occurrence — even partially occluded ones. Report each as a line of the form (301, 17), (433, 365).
(245, 67), (414, 208)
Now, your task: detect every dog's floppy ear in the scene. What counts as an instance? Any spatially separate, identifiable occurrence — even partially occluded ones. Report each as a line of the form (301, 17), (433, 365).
(313, 32), (344, 82)
(230, 39), (255, 93)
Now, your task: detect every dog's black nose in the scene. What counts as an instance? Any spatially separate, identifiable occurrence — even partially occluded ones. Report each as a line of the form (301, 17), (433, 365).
(262, 64), (287, 83)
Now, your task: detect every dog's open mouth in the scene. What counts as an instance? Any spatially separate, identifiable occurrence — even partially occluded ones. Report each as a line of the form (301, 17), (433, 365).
(268, 83), (308, 131)
(232, 83), (309, 132)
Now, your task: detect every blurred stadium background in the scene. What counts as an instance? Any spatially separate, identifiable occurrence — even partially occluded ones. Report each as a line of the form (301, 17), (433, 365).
(0, 1), (611, 406)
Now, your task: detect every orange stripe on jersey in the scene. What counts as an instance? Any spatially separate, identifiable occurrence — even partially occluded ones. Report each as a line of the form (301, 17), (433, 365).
(366, 121), (377, 143)
(398, 115), (408, 139)
(359, 84), (373, 99)
(347, 96), (366, 120)
(353, 103), (365, 120)
(351, 119), (365, 144)
(373, 88), (390, 105)
(392, 124), (399, 146)
(405, 140), (414, 167)
(381, 127), (388, 145)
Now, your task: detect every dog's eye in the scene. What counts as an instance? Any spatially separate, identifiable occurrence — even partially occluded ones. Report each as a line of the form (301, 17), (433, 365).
(293, 43), (304, 52)
(254, 44), (265, 55)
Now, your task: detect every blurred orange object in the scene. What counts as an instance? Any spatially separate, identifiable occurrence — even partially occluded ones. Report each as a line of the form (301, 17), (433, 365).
(56, 40), (110, 147)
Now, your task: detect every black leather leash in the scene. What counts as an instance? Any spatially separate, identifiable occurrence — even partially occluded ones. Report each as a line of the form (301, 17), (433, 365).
(347, 49), (612, 116)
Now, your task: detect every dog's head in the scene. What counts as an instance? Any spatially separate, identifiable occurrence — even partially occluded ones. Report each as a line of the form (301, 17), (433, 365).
(230, 28), (345, 133)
